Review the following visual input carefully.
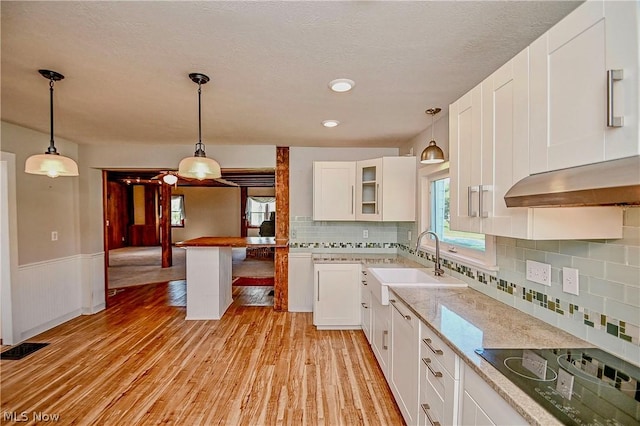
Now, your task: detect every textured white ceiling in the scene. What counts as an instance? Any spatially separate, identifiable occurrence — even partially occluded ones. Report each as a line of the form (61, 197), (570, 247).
(1, 1), (581, 148)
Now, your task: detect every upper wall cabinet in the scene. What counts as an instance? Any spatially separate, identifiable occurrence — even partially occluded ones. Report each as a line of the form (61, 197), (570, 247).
(450, 49), (529, 237)
(313, 161), (356, 221)
(529, 0), (639, 173)
(449, 6), (625, 240)
(356, 157), (416, 222)
(313, 157), (416, 222)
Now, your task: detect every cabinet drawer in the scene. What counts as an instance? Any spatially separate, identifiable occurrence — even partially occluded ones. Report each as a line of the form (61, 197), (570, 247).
(420, 321), (457, 378)
(420, 354), (458, 426)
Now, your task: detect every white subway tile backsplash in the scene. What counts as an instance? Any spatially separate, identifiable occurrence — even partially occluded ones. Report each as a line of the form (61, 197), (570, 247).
(628, 246), (640, 266)
(559, 240), (590, 257)
(536, 240), (559, 253)
(546, 252), (573, 269)
(588, 242), (627, 263)
(604, 299), (640, 325)
(572, 257), (605, 278)
(605, 262), (640, 286)
(589, 277), (626, 302)
(625, 285), (640, 306)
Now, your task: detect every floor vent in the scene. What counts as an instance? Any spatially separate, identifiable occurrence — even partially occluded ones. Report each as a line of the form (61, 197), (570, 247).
(1, 342), (49, 360)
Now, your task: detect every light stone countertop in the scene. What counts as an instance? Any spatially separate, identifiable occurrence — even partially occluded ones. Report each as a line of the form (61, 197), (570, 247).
(313, 253), (593, 426)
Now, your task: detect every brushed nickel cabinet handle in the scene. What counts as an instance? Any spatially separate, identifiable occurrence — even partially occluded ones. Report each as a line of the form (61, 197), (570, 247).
(423, 338), (444, 355)
(607, 69), (624, 127)
(479, 184), (488, 218)
(361, 303), (368, 309)
(391, 299), (411, 321)
(351, 185), (355, 214)
(422, 358), (443, 378)
(382, 330), (388, 350)
(361, 280), (367, 285)
(468, 186), (478, 217)
(421, 404), (441, 426)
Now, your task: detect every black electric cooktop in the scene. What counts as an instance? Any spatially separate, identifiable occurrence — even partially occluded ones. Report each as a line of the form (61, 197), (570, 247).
(475, 348), (640, 426)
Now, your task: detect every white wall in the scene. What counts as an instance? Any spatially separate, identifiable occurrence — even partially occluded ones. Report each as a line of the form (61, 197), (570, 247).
(171, 186), (241, 242)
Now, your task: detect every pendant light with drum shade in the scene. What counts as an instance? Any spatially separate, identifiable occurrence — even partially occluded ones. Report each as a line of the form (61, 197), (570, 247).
(420, 107), (445, 164)
(25, 70), (79, 177)
(177, 73), (221, 180)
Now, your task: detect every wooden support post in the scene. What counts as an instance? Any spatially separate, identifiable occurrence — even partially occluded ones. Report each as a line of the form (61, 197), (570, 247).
(160, 182), (172, 268)
(274, 147), (289, 311)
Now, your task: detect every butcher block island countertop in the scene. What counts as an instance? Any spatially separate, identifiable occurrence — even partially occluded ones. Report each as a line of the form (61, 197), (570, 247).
(176, 236), (288, 248)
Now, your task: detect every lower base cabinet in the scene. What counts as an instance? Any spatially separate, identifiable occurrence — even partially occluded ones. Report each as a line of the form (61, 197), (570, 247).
(419, 321), (460, 426)
(390, 297), (419, 425)
(313, 263), (361, 329)
(364, 290), (529, 426)
(461, 364), (528, 426)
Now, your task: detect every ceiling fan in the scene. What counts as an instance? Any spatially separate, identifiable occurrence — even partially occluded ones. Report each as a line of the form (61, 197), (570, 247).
(151, 171), (239, 187)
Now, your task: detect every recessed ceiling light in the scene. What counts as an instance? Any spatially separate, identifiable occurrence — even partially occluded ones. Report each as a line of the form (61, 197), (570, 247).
(322, 120), (340, 128)
(329, 78), (355, 93)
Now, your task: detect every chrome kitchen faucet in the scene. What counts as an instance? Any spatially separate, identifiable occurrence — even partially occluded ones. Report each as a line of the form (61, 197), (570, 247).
(415, 230), (444, 276)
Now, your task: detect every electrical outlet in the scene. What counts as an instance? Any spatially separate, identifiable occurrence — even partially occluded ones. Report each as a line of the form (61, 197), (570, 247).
(363, 229), (369, 239)
(290, 229), (297, 239)
(51, 231), (58, 241)
(526, 260), (551, 286)
(408, 230), (412, 241)
(562, 267), (579, 295)
(522, 350), (548, 379)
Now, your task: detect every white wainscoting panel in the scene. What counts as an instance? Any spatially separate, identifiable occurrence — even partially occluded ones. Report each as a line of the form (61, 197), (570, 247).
(17, 255), (83, 341)
(81, 252), (106, 314)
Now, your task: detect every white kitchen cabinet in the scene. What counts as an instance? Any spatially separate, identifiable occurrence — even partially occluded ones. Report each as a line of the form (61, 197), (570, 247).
(390, 297), (419, 425)
(449, 82), (483, 234)
(360, 269), (372, 343)
(371, 288), (391, 380)
(419, 321), (460, 426)
(480, 49), (530, 238)
(368, 268), (391, 378)
(312, 161), (356, 221)
(450, 49), (529, 237)
(355, 157), (416, 222)
(313, 263), (361, 329)
(530, 0), (639, 173)
(461, 364), (528, 426)
(449, 36), (624, 240)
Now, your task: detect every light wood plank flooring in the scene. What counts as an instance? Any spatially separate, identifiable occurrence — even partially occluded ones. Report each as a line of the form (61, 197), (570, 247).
(1, 281), (403, 425)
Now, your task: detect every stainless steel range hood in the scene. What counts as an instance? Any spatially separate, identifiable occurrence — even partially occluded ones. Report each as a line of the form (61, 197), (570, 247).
(504, 156), (640, 208)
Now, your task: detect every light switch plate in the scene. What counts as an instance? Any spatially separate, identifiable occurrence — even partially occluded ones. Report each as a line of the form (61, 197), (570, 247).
(363, 229), (369, 239)
(562, 267), (579, 295)
(556, 368), (574, 400)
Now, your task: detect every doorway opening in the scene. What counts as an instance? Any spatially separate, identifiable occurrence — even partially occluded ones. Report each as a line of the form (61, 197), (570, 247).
(102, 168), (277, 307)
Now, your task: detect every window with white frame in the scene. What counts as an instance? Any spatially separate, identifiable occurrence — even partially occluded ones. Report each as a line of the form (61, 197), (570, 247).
(419, 165), (496, 266)
(171, 195), (185, 227)
(247, 197), (275, 227)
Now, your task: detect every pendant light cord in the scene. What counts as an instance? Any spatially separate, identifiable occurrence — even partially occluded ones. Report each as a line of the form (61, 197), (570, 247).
(47, 78), (58, 154)
(194, 81), (206, 157)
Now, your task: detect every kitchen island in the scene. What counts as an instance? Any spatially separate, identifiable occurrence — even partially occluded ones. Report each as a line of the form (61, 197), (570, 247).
(176, 237), (286, 320)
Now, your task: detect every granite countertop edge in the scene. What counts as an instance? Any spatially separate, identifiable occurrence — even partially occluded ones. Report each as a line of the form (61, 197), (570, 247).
(313, 252), (592, 426)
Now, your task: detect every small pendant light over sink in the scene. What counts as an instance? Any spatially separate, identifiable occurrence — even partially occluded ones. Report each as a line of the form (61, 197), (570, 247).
(177, 73), (221, 180)
(420, 107), (445, 164)
(25, 70), (79, 177)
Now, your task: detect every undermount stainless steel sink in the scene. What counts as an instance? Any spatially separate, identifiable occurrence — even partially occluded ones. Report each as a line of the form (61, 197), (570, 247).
(367, 267), (467, 305)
